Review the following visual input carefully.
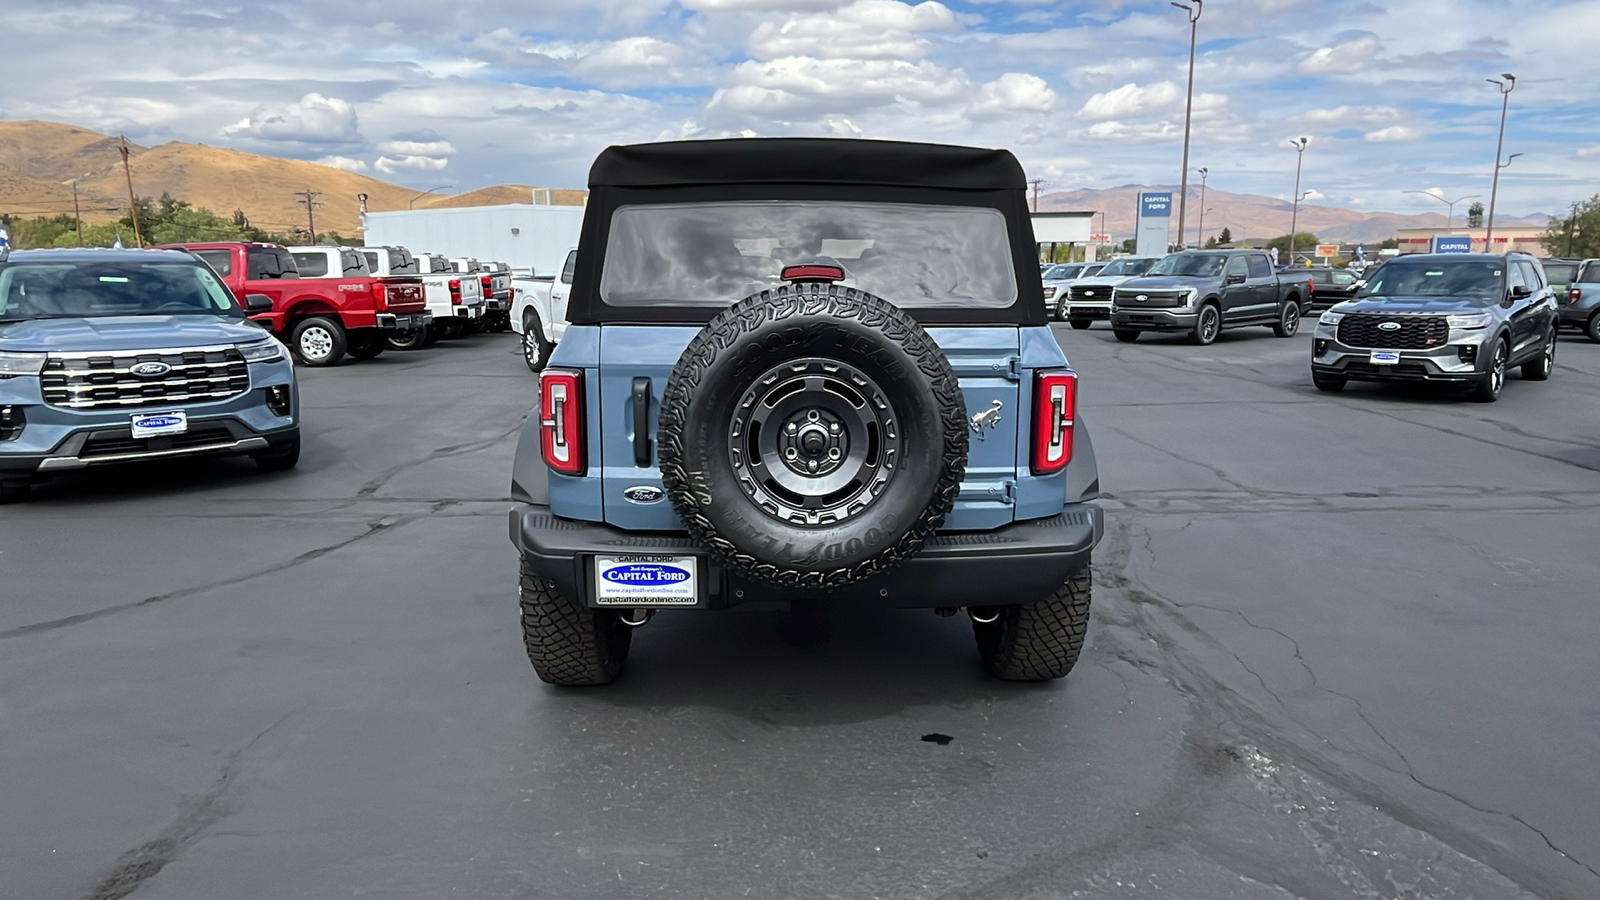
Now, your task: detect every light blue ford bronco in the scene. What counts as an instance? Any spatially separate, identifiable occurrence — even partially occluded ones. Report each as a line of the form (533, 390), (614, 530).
(0, 247), (299, 502)
(508, 139), (1103, 685)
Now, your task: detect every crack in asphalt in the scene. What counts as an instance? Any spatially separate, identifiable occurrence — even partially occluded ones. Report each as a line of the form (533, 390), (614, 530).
(1322, 397), (1600, 474)
(355, 424), (522, 498)
(78, 711), (296, 900)
(1096, 517), (1600, 892)
(1099, 423), (1260, 495)
(0, 518), (416, 641)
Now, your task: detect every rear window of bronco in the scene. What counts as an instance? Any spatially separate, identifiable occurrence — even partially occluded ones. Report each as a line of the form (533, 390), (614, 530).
(599, 201), (1017, 309)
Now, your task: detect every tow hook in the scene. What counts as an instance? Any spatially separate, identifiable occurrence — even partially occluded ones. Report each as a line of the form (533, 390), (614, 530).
(618, 609), (654, 627)
(967, 607), (1001, 625)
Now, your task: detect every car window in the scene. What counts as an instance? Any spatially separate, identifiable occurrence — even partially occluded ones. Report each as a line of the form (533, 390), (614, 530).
(1246, 255), (1272, 279)
(1577, 262), (1600, 284)
(390, 249), (418, 274)
(1507, 262), (1527, 291)
(1332, 271), (1356, 285)
(1225, 256), (1250, 278)
(560, 250), (578, 285)
(194, 249), (232, 277)
(1097, 257), (1155, 277)
(1518, 261), (1542, 289)
(0, 262), (243, 320)
(291, 252), (329, 277)
(601, 202), (1017, 308)
(1542, 262), (1576, 285)
(247, 247), (283, 279)
(342, 251), (368, 275)
(1146, 253), (1225, 277)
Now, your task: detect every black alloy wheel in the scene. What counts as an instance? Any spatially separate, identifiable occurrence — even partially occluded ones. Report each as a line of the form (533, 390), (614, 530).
(385, 329), (429, 351)
(1587, 313), (1600, 344)
(1191, 304), (1220, 346)
(1472, 338), (1508, 402)
(522, 311), (553, 372)
(1273, 302), (1300, 337)
(1521, 327), (1556, 381)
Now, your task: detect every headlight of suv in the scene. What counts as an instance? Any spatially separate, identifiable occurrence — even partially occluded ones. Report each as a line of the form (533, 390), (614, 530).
(0, 350), (47, 377)
(1318, 311), (1344, 327)
(1446, 312), (1492, 330)
(237, 338), (287, 363)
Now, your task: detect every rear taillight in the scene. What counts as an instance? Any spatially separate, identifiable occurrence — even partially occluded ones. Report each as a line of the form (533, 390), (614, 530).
(539, 369), (585, 475)
(448, 279), (462, 305)
(1307, 278), (1315, 295)
(372, 281), (388, 309)
(1031, 370), (1076, 475)
(481, 275), (493, 295)
(1571, 287), (1582, 304)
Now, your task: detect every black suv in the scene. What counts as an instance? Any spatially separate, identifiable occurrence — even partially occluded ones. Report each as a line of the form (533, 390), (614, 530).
(1310, 252), (1558, 402)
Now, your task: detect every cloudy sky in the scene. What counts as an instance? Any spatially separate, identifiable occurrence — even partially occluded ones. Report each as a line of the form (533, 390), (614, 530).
(2, 0), (1597, 216)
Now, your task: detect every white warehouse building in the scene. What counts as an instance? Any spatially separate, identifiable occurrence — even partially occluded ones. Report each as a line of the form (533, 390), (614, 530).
(360, 204), (585, 277)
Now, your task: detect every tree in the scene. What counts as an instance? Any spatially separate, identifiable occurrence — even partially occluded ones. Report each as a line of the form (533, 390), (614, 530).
(1203, 235), (1218, 249)
(1466, 201), (1485, 229)
(1379, 237), (1400, 250)
(1119, 238), (1136, 254)
(1541, 194), (1600, 259)
(1216, 227), (1232, 245)
(1, 214), (76, 249)
(1267, 232), (1319, 256)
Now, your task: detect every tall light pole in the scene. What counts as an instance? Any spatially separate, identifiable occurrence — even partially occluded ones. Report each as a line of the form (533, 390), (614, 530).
(1485, 73), (1516, 246)
(1172, 0), (1203, 247)
(408, 185), (455, 209)
(1194, 167), (1208, 247)
(1288, 137), (1308, 264)
(1402, 190), (1479, 232)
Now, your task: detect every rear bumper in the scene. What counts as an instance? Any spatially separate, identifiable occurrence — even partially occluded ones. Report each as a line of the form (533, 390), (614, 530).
(510, 503), (1103, 609)
(376, 312), (431, 333)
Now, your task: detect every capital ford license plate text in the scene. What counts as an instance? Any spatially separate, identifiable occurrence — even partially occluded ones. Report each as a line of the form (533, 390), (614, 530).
(1370, 351), (1401, 366)
(594, 555), (699, 606)
(130, 410), (188, 438)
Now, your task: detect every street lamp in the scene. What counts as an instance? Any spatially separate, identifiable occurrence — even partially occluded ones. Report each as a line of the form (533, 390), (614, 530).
(1288, 137), (1309, 263)
(1402, 190), (1480, 232)
(1172, 0), (1203, 247)
(408, 185), (455, 209)
(1485, 73), (1516, 246)
(1194, 167), (1208, 247)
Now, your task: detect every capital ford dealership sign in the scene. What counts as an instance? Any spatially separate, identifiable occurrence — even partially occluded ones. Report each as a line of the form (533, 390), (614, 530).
(1139, 192), (1173, 218)
(1431, 235), (1474, 254)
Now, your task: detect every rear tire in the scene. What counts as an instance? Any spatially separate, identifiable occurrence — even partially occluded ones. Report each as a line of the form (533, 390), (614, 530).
(519, 558), (632, 685)
(522, 310), (553, 372)
(1113, 329), (1140, 343)
(346, 334), (385, 360)
(384, 329), (429, 351)
(1272, 301), (1301, 337)
(1586, 313), (1600, 344)
(253, 436), (300, 472)
(1069, 318), (1092, 330)
(972, 569), (1092, 681)
(291, 316), (346, 367)
(1190, 304), (1220, 346)
(1521, 327), (1556, 381)
(1312, 370), (1347, 392)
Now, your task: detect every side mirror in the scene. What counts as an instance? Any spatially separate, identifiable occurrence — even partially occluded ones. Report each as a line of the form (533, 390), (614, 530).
(1510, 284), (1533, 299)
(243, 293), (275, 313)
(1225, 273), (1247, 285)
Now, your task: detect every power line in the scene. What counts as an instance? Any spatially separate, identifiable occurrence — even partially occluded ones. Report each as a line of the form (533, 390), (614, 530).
(294, 189), (322, 240)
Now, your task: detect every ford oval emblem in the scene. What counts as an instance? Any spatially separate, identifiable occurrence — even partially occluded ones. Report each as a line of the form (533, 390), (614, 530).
(1377, 321), (1401, 331)
(602, 563), (690, 585)
(131, 361), (172, 378)
(1135, 294), (1148, 302)
(622, 485), (665, 504)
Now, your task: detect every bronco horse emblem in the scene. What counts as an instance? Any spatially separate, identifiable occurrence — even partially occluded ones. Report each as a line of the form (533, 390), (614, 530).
(969, 399), (1004, 440)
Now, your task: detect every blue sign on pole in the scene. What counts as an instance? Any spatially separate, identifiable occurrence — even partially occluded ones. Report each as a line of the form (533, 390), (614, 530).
(1431, 235), (1473, 254)
(1139, 192), (1173, 218)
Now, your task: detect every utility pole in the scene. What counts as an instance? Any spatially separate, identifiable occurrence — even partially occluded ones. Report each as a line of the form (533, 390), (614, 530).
(1485, 73), (1516, 247)
(1194, 167), (1208, 246)
(1288, 137), (1309, 263)
(72, 182), (84, 245)
(1028, 178), (1046, 213)
(118, 135), (142, 247)
(1172, 0), (1203, 247)
(295, 189), (322, 242)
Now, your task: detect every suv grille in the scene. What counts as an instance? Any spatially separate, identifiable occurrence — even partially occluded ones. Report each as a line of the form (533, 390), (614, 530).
(41, 346), (250, 410)
(1337, 315), (1448, 349)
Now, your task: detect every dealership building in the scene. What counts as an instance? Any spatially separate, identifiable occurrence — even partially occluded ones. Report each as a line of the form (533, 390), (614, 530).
(1394, 225), (1549, 257)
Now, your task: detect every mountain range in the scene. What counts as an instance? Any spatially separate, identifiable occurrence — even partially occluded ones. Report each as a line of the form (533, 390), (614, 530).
(0, 119), (1549, 243)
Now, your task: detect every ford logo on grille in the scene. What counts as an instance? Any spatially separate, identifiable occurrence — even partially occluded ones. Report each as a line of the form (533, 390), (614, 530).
(1135, 294), (1148, 301)
(602, 563), (690, 585)
(1377, 321), (1402, 331)
(131, 362), (171, 378)
(622, 485), (665, 504)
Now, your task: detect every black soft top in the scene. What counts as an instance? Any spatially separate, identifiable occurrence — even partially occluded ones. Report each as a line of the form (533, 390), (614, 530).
(589, 138), (1026, 190)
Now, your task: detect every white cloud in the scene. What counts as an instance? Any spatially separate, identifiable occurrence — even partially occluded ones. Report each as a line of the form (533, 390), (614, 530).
(221, 93), (361, 148)
(1078, 82), (1180, 121)
(375, 155), (450, 174)
(748, 0), (957, 61)
(1301, 105), (1402, 125)
(1299, 34), (1382, 74)
(708, 57), (967, 117)
(1364, 125), (1421, 142)
(316, 155), (368, 172)
(968, 73), (1056, 120)
(375, 138), (456, 157)
(1576, 144), (1600, 159)
(572, 37), (702, 87)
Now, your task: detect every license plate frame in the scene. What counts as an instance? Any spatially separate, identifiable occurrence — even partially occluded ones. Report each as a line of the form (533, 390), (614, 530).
(1369, 350), (1401, 366)
(592, 554), (701, 607)
(130, 410), (188, 438)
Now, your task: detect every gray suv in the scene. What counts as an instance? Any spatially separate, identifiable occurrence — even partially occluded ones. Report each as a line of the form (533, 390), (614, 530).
(508, 138), (1103, 685)
(0, 248), (300, 502)
(1310, 252), (1558, 402)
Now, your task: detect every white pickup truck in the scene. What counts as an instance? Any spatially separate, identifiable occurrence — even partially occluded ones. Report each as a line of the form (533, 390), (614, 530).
(360, 247), (483, 348)
(510, 245), (575, 372)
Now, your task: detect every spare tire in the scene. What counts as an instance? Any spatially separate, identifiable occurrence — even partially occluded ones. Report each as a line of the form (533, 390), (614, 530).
(658, 283), (967, 588)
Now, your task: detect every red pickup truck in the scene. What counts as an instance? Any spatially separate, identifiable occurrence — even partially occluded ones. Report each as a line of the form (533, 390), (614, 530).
(165, 242), (431, 366)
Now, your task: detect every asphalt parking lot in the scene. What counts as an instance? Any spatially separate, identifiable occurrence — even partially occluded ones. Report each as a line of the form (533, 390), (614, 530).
(3, 326), (1598, 900)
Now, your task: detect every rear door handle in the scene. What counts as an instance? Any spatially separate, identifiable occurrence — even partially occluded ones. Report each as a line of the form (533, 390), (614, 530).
(632, 377), (652, 467)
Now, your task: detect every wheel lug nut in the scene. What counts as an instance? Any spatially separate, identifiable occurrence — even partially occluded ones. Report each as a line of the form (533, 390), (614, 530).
(807, 410), (819, 422)
(787, 422), (798, 433)
(829, 422), (840, 433)
(808, 459), (818, 471)
(785, 448), (798, 460)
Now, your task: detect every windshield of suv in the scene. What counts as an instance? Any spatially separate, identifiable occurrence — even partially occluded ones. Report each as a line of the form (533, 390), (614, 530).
(0, 261), (243, 321)
(601, 201), (1018, 308)
(1043, 264), (1083, 280)
(1146, 253), (1226, 277)
(1096, 257), (1157, 277)
(1360, 261), (1504, 299)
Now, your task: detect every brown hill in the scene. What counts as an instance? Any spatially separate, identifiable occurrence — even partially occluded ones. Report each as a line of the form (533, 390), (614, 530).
(1039, 184), (1546, 244)
(417, 184), (587, 210)
(0, 120), (145, 185)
